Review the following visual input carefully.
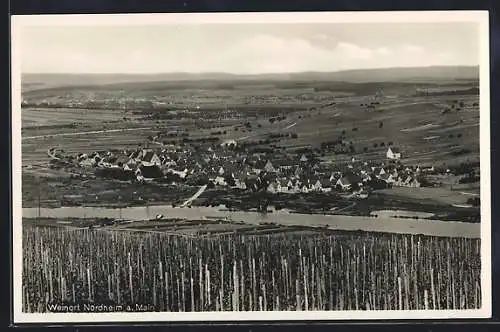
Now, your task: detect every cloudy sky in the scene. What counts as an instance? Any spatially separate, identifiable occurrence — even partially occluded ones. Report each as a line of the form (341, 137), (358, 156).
(20, 22), (479, 74)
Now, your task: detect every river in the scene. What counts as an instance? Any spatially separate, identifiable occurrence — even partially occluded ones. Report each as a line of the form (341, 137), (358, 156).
(22, 205), (480, 239)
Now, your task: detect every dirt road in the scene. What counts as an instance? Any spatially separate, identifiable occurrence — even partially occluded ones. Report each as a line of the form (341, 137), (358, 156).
(22, 127), (153, 140)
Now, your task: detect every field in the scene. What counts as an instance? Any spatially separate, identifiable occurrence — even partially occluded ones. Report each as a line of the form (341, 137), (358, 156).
(22, 174), (197, 208)
(21, 107), (143, 129)
(375, 187), (472, 206)
(23, 217), (333, 238)
(276, 96), (479, 167)
(23, 224), (481, 312)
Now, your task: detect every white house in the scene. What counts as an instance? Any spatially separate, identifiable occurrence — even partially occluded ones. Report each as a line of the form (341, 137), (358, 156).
(141, 150), (161, 167)
(401, 176), (421, 188)
(312, 180), (323, 192)
(214, 176), (227, 186)
(129, 150), (143, 162)
(79, 157), (96, 168)
(372, 167), (386, 177)
(168, 168), (189, 179)
(234, 179), (247, 190)
(264, 160), (276, 173)
(221, 139), (237, 148)
(386, 147), (401, 160)
(336, 174), (363, 191)
(336, 177), (351, 190)
(124, 160), (137, 171)
(380, 173), (396, 184)
(267, 182), (278, 193)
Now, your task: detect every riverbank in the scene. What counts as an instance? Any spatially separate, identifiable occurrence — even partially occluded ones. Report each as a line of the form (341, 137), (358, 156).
(22, 204), (480, 239)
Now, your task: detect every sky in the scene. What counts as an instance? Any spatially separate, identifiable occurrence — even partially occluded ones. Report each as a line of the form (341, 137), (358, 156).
(19, 22), (479, 74)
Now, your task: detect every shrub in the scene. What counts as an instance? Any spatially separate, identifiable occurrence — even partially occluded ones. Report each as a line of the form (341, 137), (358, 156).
(467, 197), (480, 206)
(459, 175), (480, 184)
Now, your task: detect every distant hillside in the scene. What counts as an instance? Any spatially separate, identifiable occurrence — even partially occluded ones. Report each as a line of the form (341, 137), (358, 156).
(291, 66), (479, 83)
(22, 66), (479, 91)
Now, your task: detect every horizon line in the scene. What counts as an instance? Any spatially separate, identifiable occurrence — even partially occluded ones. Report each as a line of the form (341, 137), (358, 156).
(21, 64), (480, 76)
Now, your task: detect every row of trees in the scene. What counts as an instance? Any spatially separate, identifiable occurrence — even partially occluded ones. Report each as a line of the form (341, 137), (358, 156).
(269, 115), (287, 123)
(373, 141), (393, 148)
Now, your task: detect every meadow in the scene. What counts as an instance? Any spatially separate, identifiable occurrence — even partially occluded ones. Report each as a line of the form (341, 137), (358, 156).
(23, 225), (481, 313)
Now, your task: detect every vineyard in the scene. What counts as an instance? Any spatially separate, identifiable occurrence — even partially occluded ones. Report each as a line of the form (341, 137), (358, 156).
(22, 225), (481, 313)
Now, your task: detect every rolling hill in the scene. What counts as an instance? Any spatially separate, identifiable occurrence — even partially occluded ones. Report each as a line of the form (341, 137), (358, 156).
(22, 66), (479, 91)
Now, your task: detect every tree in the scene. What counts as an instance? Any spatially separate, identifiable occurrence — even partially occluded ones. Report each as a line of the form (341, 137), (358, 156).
(380, 142), (385, 147)
(388, 141), (393, 146)
(341, 130), (346, 135)
(379, 122), (384, 128)
(373, 143), (378, 148)
(363, 147), (368, 152)
(467, 197), (480, 206)
(224, 175), (236, 187)
(417, 176), (433, 187)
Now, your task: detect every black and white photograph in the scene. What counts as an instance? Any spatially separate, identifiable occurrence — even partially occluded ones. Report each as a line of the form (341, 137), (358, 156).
(11, 11), (491, 323)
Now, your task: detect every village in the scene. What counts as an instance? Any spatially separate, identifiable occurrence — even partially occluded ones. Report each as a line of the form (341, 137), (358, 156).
(48, 136), (439, 203)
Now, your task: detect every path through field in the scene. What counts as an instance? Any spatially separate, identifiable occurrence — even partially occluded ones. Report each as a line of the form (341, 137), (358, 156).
(180, 185), (208, 207)
(235, 121), (298, 142)
(22, 126), (153, 140)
